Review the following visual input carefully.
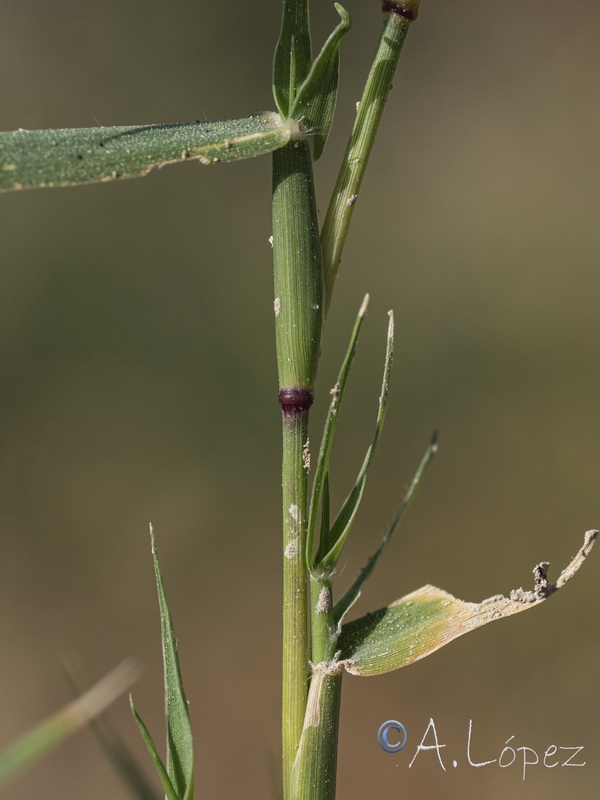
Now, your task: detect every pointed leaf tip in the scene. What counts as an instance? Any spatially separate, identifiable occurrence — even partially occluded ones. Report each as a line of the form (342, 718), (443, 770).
(289, 3), (352, 159)
(140, 527), (194, 799)
(359, 294), (370, 318)
(314, 310), (394, 575)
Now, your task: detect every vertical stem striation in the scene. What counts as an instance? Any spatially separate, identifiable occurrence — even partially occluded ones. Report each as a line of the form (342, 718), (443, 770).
(280, 406), (310, 798)
(290, 667), (343, 800)
(273, 139), (323, 797)
(273, 142), (323, 391)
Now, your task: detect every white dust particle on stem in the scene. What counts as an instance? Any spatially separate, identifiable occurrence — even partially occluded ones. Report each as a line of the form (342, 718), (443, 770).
(285, 539), (298, 559)
(329, 382), (340, 415)
(316, 586), (331, 613)
(302, 439), (310, 472)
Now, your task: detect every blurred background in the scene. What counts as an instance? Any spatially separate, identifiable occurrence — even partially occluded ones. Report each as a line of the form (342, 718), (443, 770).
(1, 1), (598, 797)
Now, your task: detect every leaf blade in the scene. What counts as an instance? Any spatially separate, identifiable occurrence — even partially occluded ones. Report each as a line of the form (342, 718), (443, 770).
(305, 294), (370, 574)
(314, 309), (394, 576)
(290, 3), (352, 160)
(0, 112), (295, 192)
(333, 429), (439, 626)
(130, 698), (179, 800)
(338, 530), (598, 676)
(150, 526), (194, 799)
(273, 0), (312, 116)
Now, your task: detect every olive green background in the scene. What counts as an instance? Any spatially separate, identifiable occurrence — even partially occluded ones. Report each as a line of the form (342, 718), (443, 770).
(1, 1), (598, 798)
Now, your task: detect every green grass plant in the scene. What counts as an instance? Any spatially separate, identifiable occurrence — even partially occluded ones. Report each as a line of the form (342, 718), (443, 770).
(0, 2), (596, 799)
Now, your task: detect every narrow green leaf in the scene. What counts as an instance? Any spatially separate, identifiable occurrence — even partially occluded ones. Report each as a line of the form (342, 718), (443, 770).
(314, 309), (394, 576)
(150, 526), (194, 799)
(87, 712), (162, 800)
(320, 472), (330, 547)
(130, 698), (179, 800)
(321, 2), (422, 314)
(290, 4), (352, 160)
(305, 294), (370, 574)
(338, 530), (597, 676)
(0, 660), (138, 789)
(273, 0), (312, 116)
(0, 112), (298, 192)
(333, 429), (439, 626)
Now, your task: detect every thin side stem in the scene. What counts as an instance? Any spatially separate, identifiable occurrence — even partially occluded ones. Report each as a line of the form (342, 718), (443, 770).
(321, 1), (421, 315)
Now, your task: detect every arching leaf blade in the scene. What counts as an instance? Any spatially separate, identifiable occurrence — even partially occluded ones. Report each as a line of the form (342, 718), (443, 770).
(338, 530), (597, 676)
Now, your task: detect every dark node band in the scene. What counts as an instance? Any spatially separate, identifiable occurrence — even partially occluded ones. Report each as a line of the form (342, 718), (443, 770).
(279, 387), (314, 415)
(381, 0), (419, 20)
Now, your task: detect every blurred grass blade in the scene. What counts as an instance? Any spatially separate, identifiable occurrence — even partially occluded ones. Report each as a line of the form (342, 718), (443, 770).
(88, 710), (162, 800)
(131, 699), (178, 800)
(314, 310), (394, 576)
(338, 530), (598, 676)
(273, 0), (312, 116)
(150, 525), (194, 799)
(333, 429), (439, 626)
(62, 658), (161, 800)
(0, 112), (297, 192)
(0, 660), (138, 789)
(306, 294), (370, 574)
(290, 3), (352, 160)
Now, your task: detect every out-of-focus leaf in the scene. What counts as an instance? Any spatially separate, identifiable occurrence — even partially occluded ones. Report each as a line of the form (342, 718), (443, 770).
(0, 660), (139, 789)
(62, 658), (161, 800)
(0, 112), (296, 192)
(290, 3), (352, 159)
(338, 530), (597, 676)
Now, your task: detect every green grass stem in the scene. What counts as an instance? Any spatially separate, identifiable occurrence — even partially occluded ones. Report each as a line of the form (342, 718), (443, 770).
(272, 137), (324, 796)
(290, 667), (342, 800)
